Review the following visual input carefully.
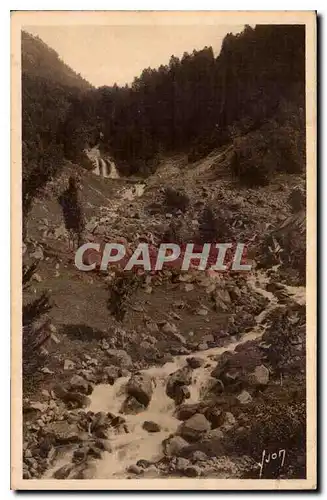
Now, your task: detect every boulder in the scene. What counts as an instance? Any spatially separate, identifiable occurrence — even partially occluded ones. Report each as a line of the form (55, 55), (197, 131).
(178, 413), (211, 442)
(211, 351), (234, 379)
(52, 464), (74, 479)
(237, 390), (253, 404)
(220, 412), (236, 432)
(162, 435), (189, 456)
(90, 411), (110, 438)
(175, 403), (204, 421)
(186, 357), (204, 369)
(127, 464), (142, 475)
(175, 457), (190, 472)
(103, 365), (120, 385)
(142, 421), (161, 433)
(106, 349), (132, 368)
(120, 395), (145, 415)
(54, 386), (91, 408)
(126, 372), (153, 407)
(190, 450), (208, 462)
(204, 407), (224, 429)
(212, 288), (231, 312)
(43, 421), (82, 444)
(69, 375), (92, 395)
(183, 466), (201, 477)
(250, 364), (269, 386)
(166, 366), (192, 401)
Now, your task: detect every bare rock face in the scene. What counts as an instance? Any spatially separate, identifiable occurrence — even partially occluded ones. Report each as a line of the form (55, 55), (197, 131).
(177, 413), (211, 442)
(126, 372), (154, 407)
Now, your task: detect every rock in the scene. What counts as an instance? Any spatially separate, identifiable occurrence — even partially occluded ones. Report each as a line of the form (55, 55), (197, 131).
(70, 462), (97, 479)
(197, 342), (208, 351)
(186, 357), (204, 369)
(43, 422), (82, 444)
(185, 283), (194, 292)
(101, 338), (110, 350)
(73, 447), (88, 463)
(64, 359), (75, 370)
(174, 385), (190, 405)
(205, 407), (224, 428)
(103, 365), (120, 384)
(143, 465), (160, 478)
(196, 308), (208, 316)
(143, 421), (161, 433)
(229, 286), (242, 301)
(146, 321), (159, 333)
(162, 436), (189, 456)
(127, 464), (142, 475)
(178, 413), (211, 442)
(202, 334), (215, 344)
(106, 349), (132, 368)
(191, 450), (208, 462)
(162, 322), (179, 335)
(184, 466), (201, 477)
(210, 351), (234, 379)
(126, 372), (153, 407)
(220, 412), (236, 432)
(172, 332), (187, 344)
(203, 428), (224, 441)
(53, 464), (74, 479)
(69, 374), (92, 395)
(250, 364), (269, 386)
(120, 395), (145, 415)
(32, 273), (42, 283)
(237, 390), (253, 404)
(27, 401), (47, 413)
(166, 366), (192, 401)
(30, 247), (44, 260)
(136, 459), (152, 468)
(175, 457), (190, 471)
(50, 332), (60, 344)
(94, 439), (113, 453)
(54, 386), (90, 408)
(91, 411), (110, 436)
(213, 289), (231, 312)
(175, 403), (202, 422)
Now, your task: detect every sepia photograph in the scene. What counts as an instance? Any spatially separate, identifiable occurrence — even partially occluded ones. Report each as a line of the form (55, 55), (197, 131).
(11, 11), (316, 490)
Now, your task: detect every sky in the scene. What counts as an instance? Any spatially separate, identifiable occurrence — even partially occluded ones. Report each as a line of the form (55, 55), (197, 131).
(25, 24), (245, 88)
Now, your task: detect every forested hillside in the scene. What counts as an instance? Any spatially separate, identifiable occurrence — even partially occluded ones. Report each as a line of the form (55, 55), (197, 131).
(21, 31), (92, 233)
(62, 24), (305, 177)
(22, 25), (306, 230)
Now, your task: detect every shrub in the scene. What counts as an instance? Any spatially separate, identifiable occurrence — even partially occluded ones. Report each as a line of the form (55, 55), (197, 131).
(23, 263), (52, 381)
(231, 111), (305, 186)
(58, 175), (85, 248)
(164, 187), (190, 213)
(107, 271), (143, 322)
(197, 205), (233, 243)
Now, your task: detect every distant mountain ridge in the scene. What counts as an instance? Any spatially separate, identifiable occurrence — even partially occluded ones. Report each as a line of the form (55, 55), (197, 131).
(22, 31), (92, 90)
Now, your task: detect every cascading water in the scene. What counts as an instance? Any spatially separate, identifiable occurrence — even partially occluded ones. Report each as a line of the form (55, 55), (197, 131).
(84, 273), (284, 479)
(47, 272), (305, 479)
